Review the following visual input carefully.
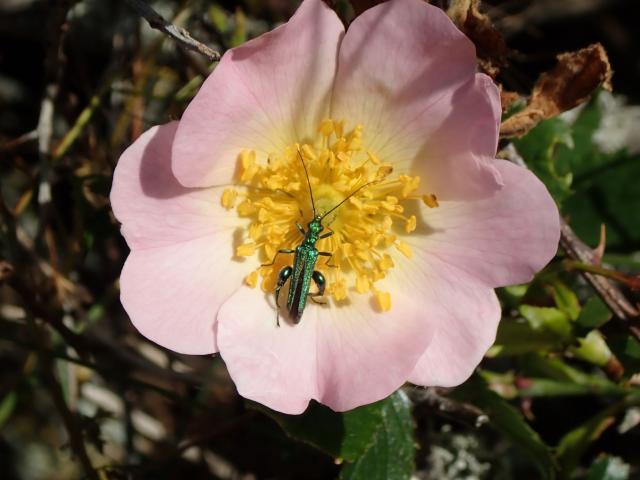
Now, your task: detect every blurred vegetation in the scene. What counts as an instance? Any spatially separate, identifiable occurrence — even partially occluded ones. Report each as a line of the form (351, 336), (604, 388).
(1, 0), (640, 479)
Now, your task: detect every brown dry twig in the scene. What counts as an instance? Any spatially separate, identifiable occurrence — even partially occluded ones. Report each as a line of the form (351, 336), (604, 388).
(41, 352), (98, 479)
(126, 0), (221, 62)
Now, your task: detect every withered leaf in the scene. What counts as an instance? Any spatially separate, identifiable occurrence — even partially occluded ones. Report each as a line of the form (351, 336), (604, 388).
(500, 90), (521, 112)
(447, 0), (508, 78)
(501, 43), (612, 138)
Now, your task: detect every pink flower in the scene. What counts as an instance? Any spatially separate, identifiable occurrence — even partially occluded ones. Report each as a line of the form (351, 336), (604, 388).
(111, 0), (560, 414)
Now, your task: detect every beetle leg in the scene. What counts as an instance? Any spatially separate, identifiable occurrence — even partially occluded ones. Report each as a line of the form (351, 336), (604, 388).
(261, 248), (295, 267)
(296, 222), (306, 236)
(275, 266), (293, 327)
(309, 270), (326, 305)
(318, 230), (334, 239)
(318, 251), (337, 269)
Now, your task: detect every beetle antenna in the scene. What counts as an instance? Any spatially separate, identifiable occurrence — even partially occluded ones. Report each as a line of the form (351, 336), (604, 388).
(320, 180), (377, 220)
(297, 148), (316, 217)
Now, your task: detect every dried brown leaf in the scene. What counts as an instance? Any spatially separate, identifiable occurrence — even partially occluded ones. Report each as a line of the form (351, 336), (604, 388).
(447, 0), (508, 77)
(501, 43), (612, 137)
(500, 90), (521, 112)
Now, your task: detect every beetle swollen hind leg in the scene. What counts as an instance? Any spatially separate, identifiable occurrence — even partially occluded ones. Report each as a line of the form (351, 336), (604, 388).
(274, 266), (293, 327)
(274, 267), (293, 326)
(309, 270), (326, 305)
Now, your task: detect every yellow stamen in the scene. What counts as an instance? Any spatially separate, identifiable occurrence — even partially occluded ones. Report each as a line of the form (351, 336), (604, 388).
(367, 150), (381, 165)
(423, 193), (439, 208)
(405, 215), (417, 233)
(245, 270), (259, 288)
(236, 242), (257, 257)
(356, 274), (370, 293)
(396, 241), (413, 259)
(374, 289), (391, 312)
(221, 188), (238, 209)
(318, 118), (334, 136)
(223, 119), (438, 311)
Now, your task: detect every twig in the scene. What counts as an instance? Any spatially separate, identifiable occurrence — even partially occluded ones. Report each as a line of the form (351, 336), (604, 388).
(0, 129), (38, 153)
(0, 321), (201, 405)
(126, 0), (220, 62)
(500, 144), (640, 340)
(564, 261), (640, 291)
(406, 387), (489, 427)
(41, 351), (98, 479)
(52, 83), (109, 162)
(37, 1), (75, 211)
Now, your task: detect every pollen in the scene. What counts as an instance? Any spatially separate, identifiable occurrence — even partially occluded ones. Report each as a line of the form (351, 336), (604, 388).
(223, 119), (438, 311)
(374, 289), (392, 312)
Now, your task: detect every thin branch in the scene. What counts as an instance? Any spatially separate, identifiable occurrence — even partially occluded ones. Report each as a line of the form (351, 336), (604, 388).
(0, 129), (38, 153)
(41, 351), (98, 479)
(407, 387), (489, 427)
(37, 0), (75, 211)
(500, 144), (640, 340)
(126, 0), (220, 62)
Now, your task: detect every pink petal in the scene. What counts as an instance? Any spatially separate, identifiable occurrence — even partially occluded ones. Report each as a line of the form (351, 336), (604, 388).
(406, 256), (501, 387)
(111, 122), (238, 250)
(417, 160), (560, 289)
(120, 235), (251, 355)
(112, 122), (252, 354)
(172, 0), (345, 188)
(216, 279), (435, 414)
(331, 0), (502, 199)
(408, 160), (560, 386)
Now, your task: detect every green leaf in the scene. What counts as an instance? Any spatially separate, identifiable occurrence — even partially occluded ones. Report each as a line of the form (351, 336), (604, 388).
(576, 297), (612, 333)
(453, 374), (556, 479)
(570, 331), (613, 367)
(517, 377), (623, 398)
(513, 117), (573, 203)
(585, 456), (630, 480)
(563, 154), (640, 249)
(621, 336), (640, 359)
(208, 4), (228, 33)
(490, 319), (564, 357)
(555, 398), (635, 476)
(0, 391), (17, 430)
(254, 399), (382, 461)
(551, 281), (581, 321)
(254, 391), (415, 472)
(556, 94), (640, 250)
(340, 391), (415, 480)
(555, 96), (604, 177)
(520, 354), (619, 393)
(519, 305), (573, 341)
(229, 8), (247, 48)
(610, 335), (640, 372)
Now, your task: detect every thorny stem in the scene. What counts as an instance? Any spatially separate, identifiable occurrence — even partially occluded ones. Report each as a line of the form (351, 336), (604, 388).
(565, 260), (640, 291)
(126, 0), (221, 62)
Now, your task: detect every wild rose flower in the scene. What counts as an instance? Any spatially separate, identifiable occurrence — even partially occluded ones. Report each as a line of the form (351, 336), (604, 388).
(111, 0), (560, 414)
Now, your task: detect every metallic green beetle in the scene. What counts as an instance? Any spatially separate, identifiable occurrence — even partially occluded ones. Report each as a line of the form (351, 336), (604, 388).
(263, 151), (374, 326)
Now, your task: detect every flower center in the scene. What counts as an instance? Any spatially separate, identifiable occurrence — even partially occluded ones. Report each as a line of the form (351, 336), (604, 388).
(220, 119), (439, 312)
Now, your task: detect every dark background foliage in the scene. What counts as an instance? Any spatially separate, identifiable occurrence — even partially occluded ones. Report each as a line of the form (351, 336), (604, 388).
(1, 1), (639, 479)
